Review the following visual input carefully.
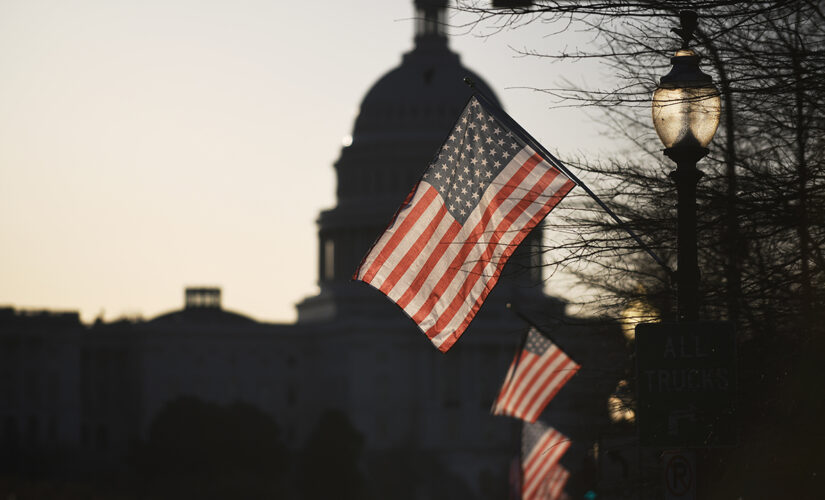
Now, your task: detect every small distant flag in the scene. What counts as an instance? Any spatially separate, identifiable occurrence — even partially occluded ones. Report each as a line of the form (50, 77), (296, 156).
(534, 464), (570, 500)
(354, 96), (575, 352)
(492, 327), (580, 423)
(521, 421), (570, 500)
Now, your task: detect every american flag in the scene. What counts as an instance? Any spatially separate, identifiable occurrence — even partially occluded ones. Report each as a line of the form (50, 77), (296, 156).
(521, 421), (570, 500)
(492, 327), (580, 423)
(354, 97), (575, 352)
(533, 464), (570, 500)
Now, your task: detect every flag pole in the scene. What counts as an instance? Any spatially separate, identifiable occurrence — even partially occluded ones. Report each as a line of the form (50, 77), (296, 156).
(464, 77), (674, 278)
(505, 303), (531, 363)
(506, 302), (573, 355)
(507, 304), (624, 378)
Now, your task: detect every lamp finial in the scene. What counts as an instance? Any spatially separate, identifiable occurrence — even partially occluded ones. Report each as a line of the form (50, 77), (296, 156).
(671, 10), (699, 49)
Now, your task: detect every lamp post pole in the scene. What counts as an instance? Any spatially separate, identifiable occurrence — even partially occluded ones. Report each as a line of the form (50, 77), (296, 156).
(668, 144), (706, 321)
(652, 11), (721, 323)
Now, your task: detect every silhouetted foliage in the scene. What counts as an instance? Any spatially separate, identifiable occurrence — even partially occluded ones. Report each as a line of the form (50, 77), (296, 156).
(134, 396), (288, 500)
(365, 449), (478, 500)
(297, 409), (365, 500)
(456, 1), (825, 498)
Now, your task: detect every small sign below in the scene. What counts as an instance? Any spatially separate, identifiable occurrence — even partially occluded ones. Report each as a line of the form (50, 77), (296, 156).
(663, 450), (695, 500)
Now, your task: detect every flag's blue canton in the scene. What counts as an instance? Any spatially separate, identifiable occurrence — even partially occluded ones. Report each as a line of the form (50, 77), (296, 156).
(525, 328), (553, 356)
(421, 97), (524, 224)
(522, 420), (549, 458)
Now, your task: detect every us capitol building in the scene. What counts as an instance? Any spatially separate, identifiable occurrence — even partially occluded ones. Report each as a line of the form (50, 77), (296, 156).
(0, 1), (625, 498)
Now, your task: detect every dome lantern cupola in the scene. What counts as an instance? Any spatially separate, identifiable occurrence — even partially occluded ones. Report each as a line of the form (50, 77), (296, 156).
(414, 0), (448, 42)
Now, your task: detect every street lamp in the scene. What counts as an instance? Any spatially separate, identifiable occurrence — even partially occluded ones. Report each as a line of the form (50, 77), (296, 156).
(652, 11), (721, 322)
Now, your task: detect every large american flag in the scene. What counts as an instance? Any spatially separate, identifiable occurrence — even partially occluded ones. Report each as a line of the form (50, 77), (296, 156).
(492, 327), (580, 422)
(521, 421), (570, 500)
(354, 96), (575, 352)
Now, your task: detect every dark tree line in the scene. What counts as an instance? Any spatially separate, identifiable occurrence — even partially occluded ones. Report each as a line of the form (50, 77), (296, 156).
(2, 395), (485, 499)
(134, 398), (479, 500)
(133, 398), (368, 500)
(456, 1), (824, 498)
(0, 398), (368, 500)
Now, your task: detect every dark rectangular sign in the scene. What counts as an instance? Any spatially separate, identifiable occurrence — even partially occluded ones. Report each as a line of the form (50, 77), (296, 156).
(636, 321), (736, 447)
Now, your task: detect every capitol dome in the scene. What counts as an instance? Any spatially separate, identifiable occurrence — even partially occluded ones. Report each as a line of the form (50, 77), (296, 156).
(349, 37), (500, 147)
(296, 1), (543, 322)
(333, 2), (500, 209)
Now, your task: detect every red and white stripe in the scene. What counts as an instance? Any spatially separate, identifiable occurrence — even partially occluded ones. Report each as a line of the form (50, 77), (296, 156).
(493, 339), (580, 423)
(522, 427), (570, 500)
(355, 146), (575, 352)
(530, 464), (570, 500)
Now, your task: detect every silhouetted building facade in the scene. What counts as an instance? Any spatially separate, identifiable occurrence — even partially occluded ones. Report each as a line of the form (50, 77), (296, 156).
(1, 2), (625, 498)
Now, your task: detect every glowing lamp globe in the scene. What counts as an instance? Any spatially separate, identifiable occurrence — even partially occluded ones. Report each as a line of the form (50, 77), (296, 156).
(652, 49), (721, 149)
